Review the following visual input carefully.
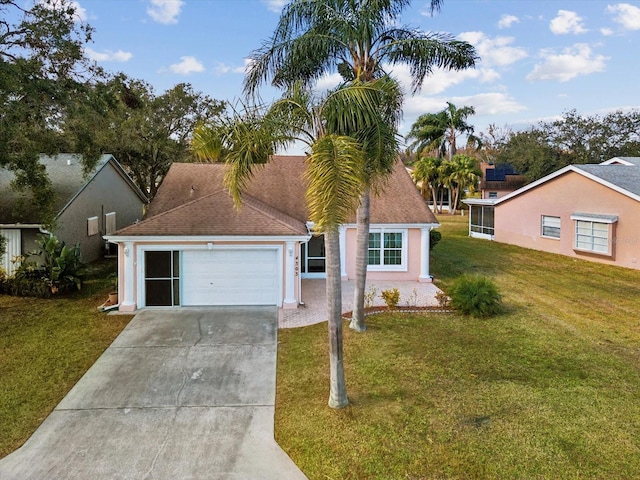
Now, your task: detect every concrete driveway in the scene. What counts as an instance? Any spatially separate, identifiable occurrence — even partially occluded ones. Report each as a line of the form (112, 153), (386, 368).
(0, 307), (307, 479)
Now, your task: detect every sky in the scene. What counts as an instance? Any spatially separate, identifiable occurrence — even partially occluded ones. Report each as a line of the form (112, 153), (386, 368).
(57, 0), (640, 152)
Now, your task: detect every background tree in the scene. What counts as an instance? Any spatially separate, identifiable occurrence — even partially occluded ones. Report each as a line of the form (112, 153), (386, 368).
(441, 154), (480, 214)
(63, 74), (225, 198)
(245, 0), (478, 332)
(407, 102), (478, 160)
(411, 155), (441, 212)
(1, 0), (96, 221)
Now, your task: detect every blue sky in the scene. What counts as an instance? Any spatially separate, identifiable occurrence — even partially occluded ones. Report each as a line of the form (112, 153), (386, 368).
(68, 0), (640, 151)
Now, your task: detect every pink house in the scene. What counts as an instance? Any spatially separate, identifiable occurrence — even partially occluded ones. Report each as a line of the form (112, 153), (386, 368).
(466, 157), (640, 270)
(104, 156), (439, 312)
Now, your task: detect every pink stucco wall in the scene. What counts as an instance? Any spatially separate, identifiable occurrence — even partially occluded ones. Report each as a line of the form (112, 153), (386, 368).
(494, 172), (640, 269)
(344, 227), (423, 281)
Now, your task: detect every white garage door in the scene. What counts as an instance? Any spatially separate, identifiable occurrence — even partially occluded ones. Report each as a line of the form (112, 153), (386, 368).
(182, 248), (280, 306)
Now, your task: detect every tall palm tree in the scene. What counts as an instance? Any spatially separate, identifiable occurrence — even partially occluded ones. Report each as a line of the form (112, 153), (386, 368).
(193, 79), (397, 408)
(407, 102), (478, 161)
(244, 0), (478, 332)
(411, 155), (441, 212)
(440, 154), (480, 214)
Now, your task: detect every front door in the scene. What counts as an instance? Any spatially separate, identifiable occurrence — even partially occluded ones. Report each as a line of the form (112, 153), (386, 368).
(301, 235), (325, 278)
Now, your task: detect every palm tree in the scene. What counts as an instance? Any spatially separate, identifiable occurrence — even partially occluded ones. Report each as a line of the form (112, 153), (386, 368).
(407, 102), (479, 160)
(193, 79), (397, 408)
(440, 154), (480, 214)
(411, 155), (441, 212)
(244, 0), (478, 332)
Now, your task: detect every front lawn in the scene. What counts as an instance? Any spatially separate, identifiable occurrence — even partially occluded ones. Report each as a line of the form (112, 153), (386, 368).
(0, 260), (132, 458)
(275, 215), (640, 479)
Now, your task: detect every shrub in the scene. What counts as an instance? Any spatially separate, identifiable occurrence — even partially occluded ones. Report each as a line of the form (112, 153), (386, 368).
(435, 291), (451, 308)
(449, 274), (502, 318)
(380, 288), (400, 309)
(3, 234), (85, 298)
(430, 229), (442, 250)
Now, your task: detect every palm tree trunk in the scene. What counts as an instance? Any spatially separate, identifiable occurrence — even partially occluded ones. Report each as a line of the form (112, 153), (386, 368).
(451, 186), (459, 215)
(430, 185), (438, 214)
(325, 229), (348, 408)
(349, 187), (370, 332)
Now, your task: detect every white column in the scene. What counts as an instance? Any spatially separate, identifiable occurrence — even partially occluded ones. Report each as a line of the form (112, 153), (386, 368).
(283, 241), (297, 309)
(120, 241), (136, 311)
(418, 227), (432, 283)
(339, 226), (347, 279)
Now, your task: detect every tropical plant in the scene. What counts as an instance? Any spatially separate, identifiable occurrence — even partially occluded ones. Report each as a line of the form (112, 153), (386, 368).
(244, 0), (478, 333)
(407, 102), (479, 160)
(443, 154), (481, 214)
(411, 156), (442, 211)
(193, 79), (398, 408)
(430, 229), (442, 250)
(4, 234), (84, 297)
(380, 288), (400, 309)
(449, 274), (502, 318)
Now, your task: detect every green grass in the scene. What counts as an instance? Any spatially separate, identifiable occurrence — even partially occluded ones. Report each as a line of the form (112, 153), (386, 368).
(0, 260), (132, 458)
(275, 215), (640, 479)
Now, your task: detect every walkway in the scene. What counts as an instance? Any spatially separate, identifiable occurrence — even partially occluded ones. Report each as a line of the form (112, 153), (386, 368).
(279, 279), (442, 328)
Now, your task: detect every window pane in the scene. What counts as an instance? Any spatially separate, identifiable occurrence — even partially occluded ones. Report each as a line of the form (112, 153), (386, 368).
(368, 250), (380, 265)
(146, 251), (172, 278)
(470, 205), (481, 226)
(384, 249), (402, 265)
(483, 207), (494, 228)
(384, 232), (402, 249)
(172, 251), (180, 277)
(368, 233), (380, 248)
(173, 279), (180, 306)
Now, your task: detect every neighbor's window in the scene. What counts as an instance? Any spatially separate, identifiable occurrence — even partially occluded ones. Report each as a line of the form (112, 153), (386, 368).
(105, 212), (116, 235)
(541, 215), (561, 239)
(575, 220), (609, 254)
(488, 192), (498, 199)
(368, 230), (405, 269)
(87, 216), (99, 236)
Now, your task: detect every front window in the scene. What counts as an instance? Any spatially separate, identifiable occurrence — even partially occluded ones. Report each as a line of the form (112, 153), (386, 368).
(368, 230), (406, 270)
(541, 216), (561, 239)
(575, 221), (609, 254)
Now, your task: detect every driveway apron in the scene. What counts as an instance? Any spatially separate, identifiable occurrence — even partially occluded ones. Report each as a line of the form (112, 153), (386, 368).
(0, 307), (307, 480)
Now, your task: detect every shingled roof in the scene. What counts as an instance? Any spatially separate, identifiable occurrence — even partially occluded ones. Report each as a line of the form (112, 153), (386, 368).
(120, 155), (437, 237)
(0, 154), (146, 224)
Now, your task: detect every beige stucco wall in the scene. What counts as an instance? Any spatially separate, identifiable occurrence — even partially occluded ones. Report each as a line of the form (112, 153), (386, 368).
(56, 162), (145, 263)
(344, 227), (423, 281)
(494, 172), (640, 269)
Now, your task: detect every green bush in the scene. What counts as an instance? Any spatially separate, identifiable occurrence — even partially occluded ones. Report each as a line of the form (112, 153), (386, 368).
(430, 229), (442, 250)
(449, 274), (502, 318)
(2, 234), (85, 298)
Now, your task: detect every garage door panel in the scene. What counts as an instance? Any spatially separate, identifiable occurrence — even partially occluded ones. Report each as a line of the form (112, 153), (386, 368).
(182, 249), (279, 306)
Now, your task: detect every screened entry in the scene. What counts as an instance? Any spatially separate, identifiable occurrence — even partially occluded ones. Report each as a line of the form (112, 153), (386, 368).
(469, 203), (495, 240)
(145, 250), (180, 306)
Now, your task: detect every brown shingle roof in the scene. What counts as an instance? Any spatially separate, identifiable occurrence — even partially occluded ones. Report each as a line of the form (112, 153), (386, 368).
(127, 155), (436, 237)
(116, 189), (307, 236)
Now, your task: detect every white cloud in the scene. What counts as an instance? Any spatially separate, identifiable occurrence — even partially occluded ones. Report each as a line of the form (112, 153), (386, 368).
(458, 31), (528, 67)
(147, 0), (183, 24)
(313, 72), (343, 92)
(85, 48), (132, 62)
(498, 14), (519, 29)
(261, 0), (287, 13)
(38, 0), (87, 22)
(607, 3), (640, 30)
(215, 60), (248, 75)
(550, 10), (587, 34)
(527, 44), (607, 82)
(600, 27), (614, 36)
(170, 56), (205, 74)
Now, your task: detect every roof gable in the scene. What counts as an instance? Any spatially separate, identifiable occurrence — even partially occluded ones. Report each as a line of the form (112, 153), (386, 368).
(0, 154), (146, 224)
(144, 156), (437, 232)
(496, 157), (640, 206)
(115, 189), (308, 237)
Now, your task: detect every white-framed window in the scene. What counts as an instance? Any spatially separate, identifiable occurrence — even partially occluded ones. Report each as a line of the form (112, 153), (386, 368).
(541, 215), (561, 239)
(87, 216), (99, 236)
(570, 213), (617, 256)
(367, 229), (406, 270)
(488, 192), (498, 199)
(105, 212), (116, 235)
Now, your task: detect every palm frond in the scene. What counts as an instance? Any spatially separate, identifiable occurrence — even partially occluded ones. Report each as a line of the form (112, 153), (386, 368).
(305, 134), (365, 233)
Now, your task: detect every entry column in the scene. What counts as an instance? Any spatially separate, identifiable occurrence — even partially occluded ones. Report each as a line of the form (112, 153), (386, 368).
(283, 241), (297, 309)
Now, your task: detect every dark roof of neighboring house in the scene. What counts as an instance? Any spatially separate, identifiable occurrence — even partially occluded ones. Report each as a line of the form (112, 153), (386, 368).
(116, 155), (437, 237)
(485, 163), (520, 182)
(496, 157), (640, 205)
(0, 154), (146, 225)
